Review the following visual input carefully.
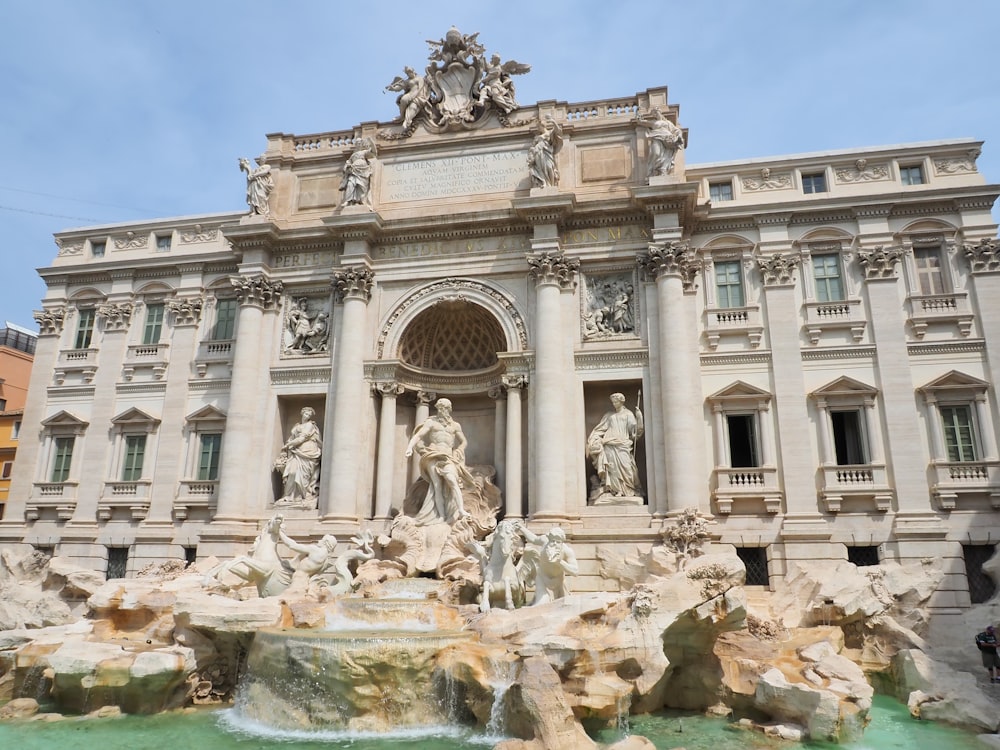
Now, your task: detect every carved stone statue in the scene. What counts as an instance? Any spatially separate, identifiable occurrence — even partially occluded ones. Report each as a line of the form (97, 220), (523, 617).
(634, 108), (684, 178)
(474, 53), (528, 114)
(584, 276), (635, 339)
(279, 528), (337, 584)
(274, 407), (322, 507)
(587, 393), (644, 504)
(470, 518), (526, 612)
(239, 156), (273, 216)
(203, 514), (293, 598)
(340, 137), (376, 208)
(519, 526), (578, 605)
(386, 66), (433, 131)
(528, 115), (562, 188)
(404, 398), (474, 525)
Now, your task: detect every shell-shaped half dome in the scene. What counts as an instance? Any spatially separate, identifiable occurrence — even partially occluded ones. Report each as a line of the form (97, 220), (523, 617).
(398, 300), (505, 371)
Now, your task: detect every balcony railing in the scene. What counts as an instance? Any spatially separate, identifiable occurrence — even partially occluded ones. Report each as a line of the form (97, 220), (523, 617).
(819, 463), (892, 512)
(803, 299), (866, 345)
(906, 292), (974, 338)
(712, 466), (782, 514)
(174, 479), (218, 520)
(703, 305), (764, 349)
(930, 460), (1000, 510)
(27, 484), (78, 521)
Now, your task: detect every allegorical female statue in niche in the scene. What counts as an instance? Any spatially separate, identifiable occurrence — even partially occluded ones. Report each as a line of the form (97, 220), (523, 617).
(587, 392), (644, 504)
(274, 407), (322, 508)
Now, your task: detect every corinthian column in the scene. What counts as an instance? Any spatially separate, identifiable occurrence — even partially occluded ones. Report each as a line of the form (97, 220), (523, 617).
(528, 250), (579, 519)
(373, 381), (404, 519)
(215, 274), (283, 521)
(638, 241), (703, 513)
(323, 265), (374, 521)
(502, 374), (527, 518)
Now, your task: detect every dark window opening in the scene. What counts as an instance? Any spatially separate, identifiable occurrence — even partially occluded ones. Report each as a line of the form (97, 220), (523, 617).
(831, 410), (866, 465)
(184, 546), (198, 567)
(963, 544), (997, 604)
(847, 546), (880, 567)
(736, 547), (770, 586)
(106, 546), (129, 579)
(727, 414), (759, 467)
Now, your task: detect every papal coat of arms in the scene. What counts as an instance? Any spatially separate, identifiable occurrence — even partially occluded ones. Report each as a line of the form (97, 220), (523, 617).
(382, 27), (530, 137)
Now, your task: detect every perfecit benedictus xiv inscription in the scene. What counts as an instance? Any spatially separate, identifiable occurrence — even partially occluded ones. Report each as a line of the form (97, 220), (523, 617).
(381, 150), (529, 202)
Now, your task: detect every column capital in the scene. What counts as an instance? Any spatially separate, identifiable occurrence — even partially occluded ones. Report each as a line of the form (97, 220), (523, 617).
(415, 389), (438, 406)
(333, 265), (375, 302)
(166, 296), (204, 326)
(373, 381), (404, 397)
(964, 238), (1000, 274)
(501, 373), (529, 391)
(230, 274), (284, 309)
(527, 250), (578, 289)
(756, 253), (798, 287)
(33, 307), (66, 335)
(638, 240), (701, 291)
(857, 245), (904, 280)
(97, 301), (134, 331)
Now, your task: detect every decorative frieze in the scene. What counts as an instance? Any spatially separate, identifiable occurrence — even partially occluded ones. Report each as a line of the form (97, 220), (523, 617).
(97, 302), (134, 331)
(857, 245), (904, 279)
(55, 240), (84, 256)
(756, 254), (797, 287)
(934, 155), (976, 175)
(527, 250), (579, 289)
(963, 238), (1000, 273)
(166, 297), (204, 326)
(637, 241), (700, 291)
(834, 159), (889, 183)
(113, 232), (148, 250)
(333, 266), (375, 303)
(179, 225), (218, 243)
(33, 307), (66, 335)
(742, 168), (791, 191)
(582, 272), (637, 339)
(230, 274), (284, 308)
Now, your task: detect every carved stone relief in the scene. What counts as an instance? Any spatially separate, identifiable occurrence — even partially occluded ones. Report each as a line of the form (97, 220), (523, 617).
(742, 168), (792, 191)
(113, 232), (148, 250)
(582, 272), (637, 340)
(835, 159), (889, 183)
(281, 295), (331, 355)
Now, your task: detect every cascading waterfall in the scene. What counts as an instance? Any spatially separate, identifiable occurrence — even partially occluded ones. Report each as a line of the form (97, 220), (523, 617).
(485, 658), (519, 738)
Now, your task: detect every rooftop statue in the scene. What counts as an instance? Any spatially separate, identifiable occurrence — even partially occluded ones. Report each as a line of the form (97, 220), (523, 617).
(238, 156), (273, 216)
(382, 27), (530, 137)
(634, 108), (684, 179)
(528, 115), (562, 188)
(339, 137), (377, 209)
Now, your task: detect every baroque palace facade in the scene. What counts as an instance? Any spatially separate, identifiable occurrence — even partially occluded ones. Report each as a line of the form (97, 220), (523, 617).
(3, 30), (999, 614)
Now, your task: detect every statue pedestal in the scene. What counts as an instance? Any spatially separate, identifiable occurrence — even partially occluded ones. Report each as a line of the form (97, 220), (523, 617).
(591, 493), (644, 506)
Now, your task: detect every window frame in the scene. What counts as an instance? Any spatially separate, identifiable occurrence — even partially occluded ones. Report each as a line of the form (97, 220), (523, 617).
(801, 171), (828, 194)
(108, 408), (160, 484)
(714, 259), (745, 309)
(90, 240), (106, 258)
(196, 432), (223, 481)
(121, 434), (147, 481)
(183, 405), (227, 484)
(811, 253), (846, 302)
(74, 307), (97, 349)
(50, 436), (75, 483)
(709, 180), (734, 202)
(900, 164), (925, 186)
(36, 411), (89, 486)
(211, 297), (238, 341)
(142, 302), (165, 345)
(919, 371), (996, 467)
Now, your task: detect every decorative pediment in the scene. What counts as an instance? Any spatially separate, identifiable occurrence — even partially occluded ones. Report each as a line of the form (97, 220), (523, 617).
(110, 407), (161, 428)
(811, 376), (877, 399)
(707, 381), (772, 402)
(40, 410), (89, 430)
(185, 405), (228, 424)
(919, 370), (989, 394)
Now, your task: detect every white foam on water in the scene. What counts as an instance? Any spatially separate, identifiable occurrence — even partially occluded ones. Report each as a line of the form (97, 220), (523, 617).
(217, 708), (472, 742)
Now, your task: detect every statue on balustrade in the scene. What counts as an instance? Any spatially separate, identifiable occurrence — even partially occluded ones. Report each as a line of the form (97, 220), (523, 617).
(587, 392), (644, 505)
(340, 137), (377, 209)
(634, 108), (684, 178)
(274, 407), (322, 508)
(528, 115), (562, 188)
(239, 156), (273, 216)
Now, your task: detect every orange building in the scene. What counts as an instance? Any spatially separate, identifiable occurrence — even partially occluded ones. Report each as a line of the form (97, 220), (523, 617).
(0, 323), (36, 518)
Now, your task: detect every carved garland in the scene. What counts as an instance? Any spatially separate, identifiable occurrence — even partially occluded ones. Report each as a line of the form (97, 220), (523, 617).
(376, 278), (528, 359)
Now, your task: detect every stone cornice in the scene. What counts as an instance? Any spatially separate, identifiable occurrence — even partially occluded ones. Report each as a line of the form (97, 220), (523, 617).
(700, 351), (772, 366)
(512, 193), (577, 224)
(222, 220), (281, 250)
(574, 348), (649, 371)
(629, 181), (700, 220)
(908, 340), (985, 356)
(799, 345), (876, 361)
(270, 367), (332, 385)
(324, 211), (385, 242)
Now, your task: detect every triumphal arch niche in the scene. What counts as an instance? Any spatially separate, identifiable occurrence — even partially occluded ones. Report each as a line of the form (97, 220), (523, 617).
(225, 24), (690, 544)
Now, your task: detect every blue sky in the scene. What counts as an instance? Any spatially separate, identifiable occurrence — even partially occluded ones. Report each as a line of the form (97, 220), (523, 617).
(3, 0), (998, 329)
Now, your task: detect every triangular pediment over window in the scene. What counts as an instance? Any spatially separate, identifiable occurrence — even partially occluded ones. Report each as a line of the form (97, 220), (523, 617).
(185, 405), (227, 424)
(110, 407), (161, 427)
(811, 376), (877, 399)
(40, 410), (89, 429)
(919, 370), (989, 394)
(707, 381), (772, 403)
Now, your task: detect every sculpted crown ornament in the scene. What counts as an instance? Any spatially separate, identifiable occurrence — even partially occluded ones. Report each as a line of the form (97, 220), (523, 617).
(33, 307), (66, 336)
(382, 27), (530, 138)
(166, 297), (204, 326)
(97, 302), (134, 331)
(756, 253), (798, 286)
(638, 241), (701, 291)
(857, 245), (904, 279)
(963, 237), (1000, 273)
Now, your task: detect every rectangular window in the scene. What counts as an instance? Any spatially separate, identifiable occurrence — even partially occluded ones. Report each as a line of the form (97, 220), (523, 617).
(142, 303), (165, 345)
(197, 433), (222, 480)
(726, 414), (759, 467)
(51, 436), (75, 482)
(122, 435), (147, 481)
(736, 547), (770, 586)
(1, 461), (12, 479)
(831, 409), (867, 465)
(941, 405), (977, 462)
(802, 172), (827, 194)
(74, 308), (96, 349)
(11, 421), (19, 439)
(106, 547), (129, 579)
(155, 235), (172, 252)
(914, 247), (946, 295)
(709, 181), (733, 202)
(0, 398), (7, 411)
(900, 165), (924, 186)
(91, 241), (106, 258)
(212, 299), (238, 340)
(847, 546), (880, 567)
(964, 544), (997, 604)
(812, 255), (844, 302)
(715, 261), (744, 308)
